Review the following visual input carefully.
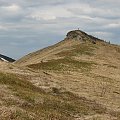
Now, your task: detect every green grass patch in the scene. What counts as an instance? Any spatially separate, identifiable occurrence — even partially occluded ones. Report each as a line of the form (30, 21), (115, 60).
(28, 57), (96, 72)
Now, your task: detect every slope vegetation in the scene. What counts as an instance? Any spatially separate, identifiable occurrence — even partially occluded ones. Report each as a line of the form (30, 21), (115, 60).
(1, 30), (120, 119)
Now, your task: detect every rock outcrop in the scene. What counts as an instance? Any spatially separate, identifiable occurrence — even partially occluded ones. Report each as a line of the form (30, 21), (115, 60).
(66, 30), (104, 44)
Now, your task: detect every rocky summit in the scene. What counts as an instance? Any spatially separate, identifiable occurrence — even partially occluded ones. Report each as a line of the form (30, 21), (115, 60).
(66, 30), (104, 43)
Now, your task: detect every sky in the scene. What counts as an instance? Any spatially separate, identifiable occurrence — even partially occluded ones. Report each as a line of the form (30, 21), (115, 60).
(0, 0), (120, 59)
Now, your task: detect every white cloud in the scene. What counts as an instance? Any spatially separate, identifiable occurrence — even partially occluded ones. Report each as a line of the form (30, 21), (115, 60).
(1, 4), (20, 12)
(26, 6), (73, 21)
(67, 3), (120, 19)
(93, 31), (113, 37)
(107, 23), (120, 28)
(27, 12), (56, 21)
(0, 25), (7, 30)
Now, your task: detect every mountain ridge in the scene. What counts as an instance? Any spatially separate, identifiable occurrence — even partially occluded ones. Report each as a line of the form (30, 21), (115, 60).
(15, 29), (109, 66)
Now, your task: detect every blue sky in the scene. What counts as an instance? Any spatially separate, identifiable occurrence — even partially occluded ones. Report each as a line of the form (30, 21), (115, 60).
(0, 0), (120, 59)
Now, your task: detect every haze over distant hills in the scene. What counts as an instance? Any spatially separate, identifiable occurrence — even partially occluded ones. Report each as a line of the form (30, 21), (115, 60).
(0, 30), (120, 120)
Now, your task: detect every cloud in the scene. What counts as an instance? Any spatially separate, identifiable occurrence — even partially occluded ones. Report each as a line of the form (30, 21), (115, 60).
(106, 23), (120, 28)
(1, 4), (20, 12)
(27, 12), (56, 21)
(0, 0), (120, 58)
(0, 25), (7, 30)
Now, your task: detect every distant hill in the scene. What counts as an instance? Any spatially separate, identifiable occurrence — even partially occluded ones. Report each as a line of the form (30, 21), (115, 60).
(15, 30), (114, 66)
(0, 54), (15, 62)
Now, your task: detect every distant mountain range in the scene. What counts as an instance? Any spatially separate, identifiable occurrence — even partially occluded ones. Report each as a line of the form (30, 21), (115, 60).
(0, 54), (15, 62)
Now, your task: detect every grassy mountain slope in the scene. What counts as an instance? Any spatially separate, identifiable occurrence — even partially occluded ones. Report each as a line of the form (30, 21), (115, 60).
(0, 30), (120, 119)
(1, 72), (111, 120)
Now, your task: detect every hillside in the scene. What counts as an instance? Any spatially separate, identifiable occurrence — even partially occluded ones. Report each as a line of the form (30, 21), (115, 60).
(0, 30), (120, 119)
(15, 30), (105, 66)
